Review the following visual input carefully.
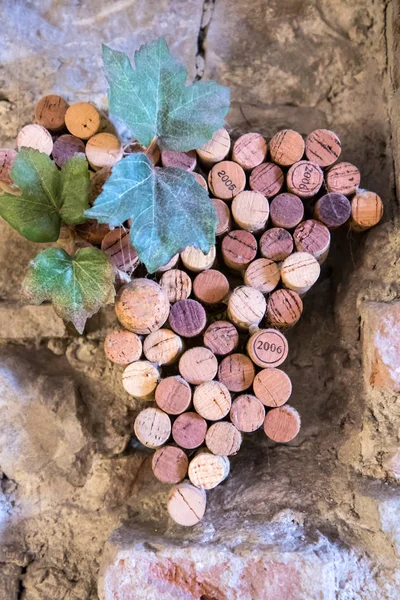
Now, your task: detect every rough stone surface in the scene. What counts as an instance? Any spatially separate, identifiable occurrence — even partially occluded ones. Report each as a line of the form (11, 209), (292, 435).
(0, 304), (67, 339)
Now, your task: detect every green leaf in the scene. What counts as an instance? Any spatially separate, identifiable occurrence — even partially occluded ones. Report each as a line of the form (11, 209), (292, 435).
(102, 38), (230, 151)
(22, 247), (115, 333)
(85, 153), (217, 273)
(0, 149), (90, 242)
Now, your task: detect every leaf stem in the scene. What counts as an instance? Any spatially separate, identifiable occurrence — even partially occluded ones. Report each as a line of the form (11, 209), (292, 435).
(146, 136), (159, 158)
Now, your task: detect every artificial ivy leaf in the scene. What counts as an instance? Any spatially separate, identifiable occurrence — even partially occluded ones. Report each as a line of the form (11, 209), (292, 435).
(60, 155), (91, 225)
(85, 153), (217, 273)
(22, 247), (115, 333)
(102, 37), (230, 151)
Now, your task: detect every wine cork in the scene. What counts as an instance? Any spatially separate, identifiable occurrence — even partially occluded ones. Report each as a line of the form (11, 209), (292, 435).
(169, 299), (207, 338)
(266, 289), (303, 329)
(65, 102), (101, 140)
(156, 254), (180, 272)
(101, 227), (139, 273)
(193, 172), (208, 191)
(208, 161), (246, 200)
(193, 380), (232, 421)
(326, 162), (360, 195)
(232, 132), (267, 170)
(218, 353), (255, 392)
(231, 191), (269, 233)
(264, 405), (301, 443)
(0, 149), (17, 183)
(270, 193), (304, 229)
(180, 245), (216, 272)
(193, 270), (230, 305)
(104, 329), (142, 365)
(230, 394), (265, 432)
(167, 481), (206, 526)
(259, 228), (293, 262)
(221, 230), (257, 271)
(314, 193), (351, 229)
(155, 375), (192, 415)
(305, 129), (341, 167)
(244, 258), (280, 294)
(152, 445), (189, 484)
(293, 220), (331, 263)
(85, 132), (123, 170)
(203, 321), (239, 356)
(134, 407), (171, 448)
(350, 190), (384, 231)
(227, 286), (266, 329)
(17, 124), (53, 155)
(143, 329), (183, 366)
(287, 161), (324, 199)
(253, 368), (292, 407)
(35, 94), (69, 131)
(206, 422), (242, 456)
(52, 134), (86, 167)
(125, 140), (161, 165)
(75, 220), (110, 245)
(161, 149), (197, 171)
(160, 269), (192, 303)
(249, 162), (284, 198)
(247, 328), (289, 369)
(172, 412), (208, 449)
(179, 347), (218, 385)
(212, 198), (232, 236)
(89, 167), (112, 203)
(269, 129), (305, 167)
(196, 127), (231, 166)
(281, 252), (320, 295)
(123, 361), (160, 400)
(115, 279), (170, 334)
(188, 450), (230, 490)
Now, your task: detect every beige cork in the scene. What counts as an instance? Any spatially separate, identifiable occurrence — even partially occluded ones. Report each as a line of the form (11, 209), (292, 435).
(188, 449), (230, 490)
(179, 347), (218, 385)
(326, 162), (360, 196)
(287, 161), (324, 199)
(143, 329), (183, 366)
(196, 127), (231, 166)
(280, 252), (321, 295)
(230, 394), (265, 433)
(193, 380), (232, 421)
(193, 269), (230, 305)
(193, 172), (208, 191)
(152, 445), (189, 484)
(244, 258), (280, 295)
(213, 198), (232, 237)
(65, 102), (101, 140)
(218, 353), (255, 392)
(85, 132), (123, 170)
(247, 328), (289, 369)
(231, 190), (269, 233)
(293, 220), (331, 263)
(222, 230), (258, 271)
(203, 321), (239, 356)
(305, 129), (341, 167)
(104, 330), (142, 365)
(156, 253), (180, 273)
(269, 129), (305, 167)
(208, 161), (246, 200)
(101, 227), (139, 273)
(350, 190), (384, 231)
(115, 279), (170, 334)
(227, 286), (266, 329)
(263, 405), (301, 443)
(180, 245), (216, 272)
(232, 132), (267, 170)
(17, 124), (53, 155)
(206, 422), (242, 456)
(123, 360), (160, 400)
(167, 480), (207, 526)
(249, 162), (284, 198)
(155, 375), (192, 415)
(160, 269), (192, 303)
(134, 407), (171, 448)
(253, 368), (292, 407)
(265, 289), (303, 330)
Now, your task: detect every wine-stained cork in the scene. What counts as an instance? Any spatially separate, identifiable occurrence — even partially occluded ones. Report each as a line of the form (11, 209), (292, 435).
(160, 269), (192, 303)
(104, 330), (142, 365)
(75, 220), (110, 245)
(204, 321), (239, 356)
(350, 190), (384, 231)
(293, 219), (331, 263)
(326, 162), (360, 195)
(17, 124), (53, 155)
(314, 193), (351, 229)
(280, 252), (320, 295)
(230, 394), (265, 432)
(266, 289), (303, 329)
(227, 286), (266, 329)
(269, 129), (305, 167)
(259, 228), (294, 262)
(52, 134), (86, 167)
(193, 269), (230, 305)
(169, 299), (207, 338)
(270, 193), (304, 230)
(143, 329), (183, 366)
(188, 450), (230, 490)
(115, 279), (170, 334)
(231, 191), (269, 233)
(134, 407), (171, 448)
(253, 368), (292, 407)
(155, 375), (192, 415)
(247, 328), (288, 368)
(213, 198), (232, 236)
(249, 162), (284, 198)
(287, 161), (324, 199)
(264, 405), (301, 443)
(157, 254), (180, 273)
(101, 227), (139, 273)
(193, 172), (208, 191)
(196, 127), (231, 166)
(305, 129), (341, 167)
(65, 102), (101, 140)
(232, 132), (267, 170)
(180, 245), (216, 272)
(222, 230), (257, 271)
(244, 258), (280, 294)
(152, 445), (189, 484)
(218, 353), (255, 392)
(172, 412), (208, 449)
(35, 94), (69, 131)
(123, 361), (160, 400)
(193, 380), (231, 421)
(89, 167), (111, 203)
(161, 149), (197, 171)
(125, 140), (161, 165)
(206, 422), (242, 456)
(167, 481), (206, 526)
(179, 347), (218, 385)
(85, 132), (123, 170)
(0, 149), (17, 184)
(208, 161), (246, 200)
